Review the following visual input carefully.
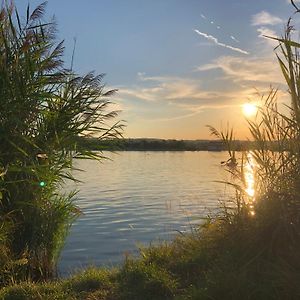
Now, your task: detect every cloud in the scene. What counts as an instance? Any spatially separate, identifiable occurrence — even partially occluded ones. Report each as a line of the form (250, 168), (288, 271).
(194, 29), (249, 55)
(159, 86), (282, 122)
(252, 11), (283, 26)
(117, 65), (289, 138)
(256, 27), (278, 46)
(119, 74), (221, 104)
(117, 72), (274, 118)
(154, 102), (239, 122)
(197, 55), (284, 85)
(230, 35), (239, 43)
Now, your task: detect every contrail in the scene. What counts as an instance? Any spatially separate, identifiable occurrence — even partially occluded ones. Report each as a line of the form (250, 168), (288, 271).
(200, 13), (241, 43)
(230, 35), (240, 43)
(194, 29), (249, 55)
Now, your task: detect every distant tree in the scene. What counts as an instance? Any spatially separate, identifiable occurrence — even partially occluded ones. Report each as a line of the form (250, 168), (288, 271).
(0, 1), (123, 281)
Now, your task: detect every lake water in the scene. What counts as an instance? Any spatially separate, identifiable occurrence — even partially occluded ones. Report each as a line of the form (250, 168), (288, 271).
(59, 151), (233, 275)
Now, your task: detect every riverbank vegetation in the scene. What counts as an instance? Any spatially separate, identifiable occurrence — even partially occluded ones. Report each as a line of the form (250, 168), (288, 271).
(1, 213), (299, 299)
(76, 137), (255, 152)
(77, 136), (288, 152)
(1, 1), (300, 300)
(0, 0), (122, 286)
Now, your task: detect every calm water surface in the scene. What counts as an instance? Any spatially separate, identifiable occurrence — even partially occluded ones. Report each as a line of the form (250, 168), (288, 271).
(59, 151), (233, 275)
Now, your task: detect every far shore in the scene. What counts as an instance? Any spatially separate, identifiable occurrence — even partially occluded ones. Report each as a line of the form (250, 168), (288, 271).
(77, 137), (276, 152)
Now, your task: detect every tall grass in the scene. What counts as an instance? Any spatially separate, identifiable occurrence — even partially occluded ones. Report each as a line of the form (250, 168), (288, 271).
(0, 1), (123, 283)
(205, 10), (300, 298)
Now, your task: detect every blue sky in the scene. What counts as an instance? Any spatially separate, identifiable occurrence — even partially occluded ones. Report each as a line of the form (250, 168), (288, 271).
(14, 0), (300, 139)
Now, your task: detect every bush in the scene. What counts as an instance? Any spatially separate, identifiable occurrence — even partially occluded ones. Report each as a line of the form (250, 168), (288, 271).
(0, 1), (123, 283)
(118, 258), (177, 300)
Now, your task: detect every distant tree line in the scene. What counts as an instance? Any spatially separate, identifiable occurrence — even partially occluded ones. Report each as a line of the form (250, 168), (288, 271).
(76, 137), (261, 151)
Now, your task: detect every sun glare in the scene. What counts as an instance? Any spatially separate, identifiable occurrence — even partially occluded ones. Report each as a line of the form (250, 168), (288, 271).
(242, 103), (258, 117)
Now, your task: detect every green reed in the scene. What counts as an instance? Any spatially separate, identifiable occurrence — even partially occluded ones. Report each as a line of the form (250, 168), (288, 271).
(204, 8), (300, 299)
(0, 1), (123, 283)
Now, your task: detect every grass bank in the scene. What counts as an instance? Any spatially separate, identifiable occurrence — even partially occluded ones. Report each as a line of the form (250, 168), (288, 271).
(1, 212), (300, 300)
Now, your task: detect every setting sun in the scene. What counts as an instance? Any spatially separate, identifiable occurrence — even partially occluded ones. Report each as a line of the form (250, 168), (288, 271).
(242, 103), (258, 117)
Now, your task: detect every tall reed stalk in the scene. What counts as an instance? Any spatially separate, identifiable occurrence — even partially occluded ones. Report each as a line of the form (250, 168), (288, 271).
(207, 8), (300, 295)
(0, 2), (123, 282)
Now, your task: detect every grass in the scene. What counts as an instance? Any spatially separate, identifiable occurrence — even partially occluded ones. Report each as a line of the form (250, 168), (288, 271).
(1, 216), (300, 300)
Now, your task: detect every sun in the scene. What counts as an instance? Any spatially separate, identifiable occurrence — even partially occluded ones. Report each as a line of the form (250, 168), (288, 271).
(242, 103), (258, 117)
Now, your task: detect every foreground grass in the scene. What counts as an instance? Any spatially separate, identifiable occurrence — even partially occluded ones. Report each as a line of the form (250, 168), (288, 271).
(1, 215), (300, 300)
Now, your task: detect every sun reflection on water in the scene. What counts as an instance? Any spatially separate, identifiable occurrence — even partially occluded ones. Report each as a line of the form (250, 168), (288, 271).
(244, 152), (256, 216)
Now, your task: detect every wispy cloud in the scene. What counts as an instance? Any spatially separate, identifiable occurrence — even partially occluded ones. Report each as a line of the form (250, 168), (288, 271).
(154, 103), (239, 122)
(194, 29), (249, 55)
(117, 65), (289, 140)
(256, 27), (278, 46)
(230, 35), (239, 43)
(197, 55), (284, 85)
(118, 72), (270, 112)
(120, 74), (221, 103)
(199, 13), (240, 40)
(252, 11), (283, 26)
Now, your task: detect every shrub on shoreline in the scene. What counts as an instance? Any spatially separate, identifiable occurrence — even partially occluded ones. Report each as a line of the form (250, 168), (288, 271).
(0, 1), (122, 283)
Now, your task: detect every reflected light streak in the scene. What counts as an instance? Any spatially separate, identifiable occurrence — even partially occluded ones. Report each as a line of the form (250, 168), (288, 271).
(244, 152), (256, 216)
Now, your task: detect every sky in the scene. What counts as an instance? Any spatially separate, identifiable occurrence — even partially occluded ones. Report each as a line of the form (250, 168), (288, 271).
(13, 0), (300, 139)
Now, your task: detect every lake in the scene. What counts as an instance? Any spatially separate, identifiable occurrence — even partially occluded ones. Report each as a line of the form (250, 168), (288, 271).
(59, 151), (234, 275)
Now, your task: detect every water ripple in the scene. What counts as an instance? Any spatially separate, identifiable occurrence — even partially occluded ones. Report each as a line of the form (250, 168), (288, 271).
(59, 151), (231, 276)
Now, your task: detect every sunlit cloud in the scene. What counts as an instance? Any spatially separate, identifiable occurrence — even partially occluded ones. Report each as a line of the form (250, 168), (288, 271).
(119, 74), (222, 104)
(108, 102), (124, 112)
(194, 29), (249, 55)
(118, 72), (272, 114)
(197, 55), (284, 85)
(117, 67), (290, 140)
(154, 103), (239, 122)
(155, 86), (280, 122)
(154, 111), (203, 122)
(256, 27), (278, 46)
(252, 11), (283, 26)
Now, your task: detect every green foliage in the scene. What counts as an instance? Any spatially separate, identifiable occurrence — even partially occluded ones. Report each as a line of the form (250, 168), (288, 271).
(118, 258), (177, 300)
(0, 1), (123, 283)
(64, 267), (117, 299)
(0, 220), (299, 299)
(0, 282), (71, 300)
